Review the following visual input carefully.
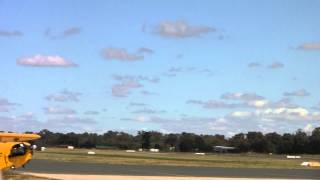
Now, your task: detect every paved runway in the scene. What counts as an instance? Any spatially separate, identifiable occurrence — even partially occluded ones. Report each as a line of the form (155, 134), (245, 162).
(19, 159), (320, 179)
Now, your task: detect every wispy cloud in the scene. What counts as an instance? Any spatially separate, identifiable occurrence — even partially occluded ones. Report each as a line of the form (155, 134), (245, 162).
(111, 75), (159, 97)
(247, 62), (284, 70)
(0, 98), (18, 112)
(164, 67), (214, 77)
(45, 27), (81, 39)
(296, 42), (320, 51)
(112, 80), (142, 97)
(248, 62), (261, 68)
(84, 111), (100, 115)
(45, 90), (82, 102)
(221, 92), (265, 101)
(140, 90), (158, 96)
(17, 55), (77, 67)
(132, 108), (165, 114)
(0, 30), (23, 37)
(187, 99), (240, 109)
(129, 102), (147, 107)
(267, 62), (284, 69)
(283, 89), (310, 97)
(101, 47), (145, 62)
(154, 21), (216, 39)
(137, 47), (154, 54)
(44, 107), (77, 115)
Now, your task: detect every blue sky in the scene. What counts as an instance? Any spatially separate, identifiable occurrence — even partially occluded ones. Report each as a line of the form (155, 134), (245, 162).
(0, 0), (319, 135)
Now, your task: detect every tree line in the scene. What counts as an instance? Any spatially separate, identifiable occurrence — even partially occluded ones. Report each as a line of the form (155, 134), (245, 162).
(33, 127), (320, 154)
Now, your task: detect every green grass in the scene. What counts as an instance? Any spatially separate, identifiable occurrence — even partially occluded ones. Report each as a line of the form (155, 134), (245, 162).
(33, 148), (320, 169)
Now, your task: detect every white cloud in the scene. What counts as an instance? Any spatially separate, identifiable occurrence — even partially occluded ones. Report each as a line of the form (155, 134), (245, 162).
(187, 99), (240, 109)
(17, 55), (77, 67)
(155, 21), (216, 38)
(132, 108), (165, 114)
(221, 92), (265, 101)
(111, 75), (159, 97)
(44, 107), (76, 115)
(228, 107), (320, 121)
(283, 89), (310, 97)
(112, 79), (142, 97)
(303, 124), (314, 133)
(0, 98), (18, 112)
(46, 90), (82, 102)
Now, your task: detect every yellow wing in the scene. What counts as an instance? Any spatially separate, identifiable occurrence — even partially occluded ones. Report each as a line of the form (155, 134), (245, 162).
(0, 133), (40, 142)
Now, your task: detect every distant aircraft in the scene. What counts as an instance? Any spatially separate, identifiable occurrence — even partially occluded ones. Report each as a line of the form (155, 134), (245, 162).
(0, 132), (40, 171)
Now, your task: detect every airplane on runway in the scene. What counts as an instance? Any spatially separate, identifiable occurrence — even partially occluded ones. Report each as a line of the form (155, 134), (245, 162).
(0, 132), (40, 171)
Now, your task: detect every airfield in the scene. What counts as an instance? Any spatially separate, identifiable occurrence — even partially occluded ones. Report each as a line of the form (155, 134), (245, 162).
(10, 148), (320, 179)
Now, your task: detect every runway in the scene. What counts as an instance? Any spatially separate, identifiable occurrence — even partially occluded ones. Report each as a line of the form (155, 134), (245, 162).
(19, 159), (320, 179)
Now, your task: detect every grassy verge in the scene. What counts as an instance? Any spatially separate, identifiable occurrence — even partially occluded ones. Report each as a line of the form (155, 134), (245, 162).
(33, 148), (320, 169)
(3, 171), (54, 180)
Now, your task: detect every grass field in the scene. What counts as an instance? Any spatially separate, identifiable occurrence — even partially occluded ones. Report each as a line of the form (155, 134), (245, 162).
(33, 148), (320, 169)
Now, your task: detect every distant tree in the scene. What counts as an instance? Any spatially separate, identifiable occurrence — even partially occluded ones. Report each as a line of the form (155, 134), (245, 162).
(247, 132), (269, 153)
(293, 130), (308, 154)
(309, 127), (320, 154)
(178, 133), (195, 152)
(265, 132), (282, 153)
(278, 133), (294, 154)
(149, 131), (164, 149)
(229, 133), (249, 152)
(194, 135), (210, 151)
(140, 131), (151, 149)
(164, 134), (178, 148)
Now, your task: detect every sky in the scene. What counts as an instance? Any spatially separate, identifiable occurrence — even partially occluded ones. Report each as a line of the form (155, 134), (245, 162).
(0, 0), (319, 136)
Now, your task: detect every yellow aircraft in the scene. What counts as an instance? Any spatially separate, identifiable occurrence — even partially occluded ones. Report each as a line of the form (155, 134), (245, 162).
(0, 132), (40, 171)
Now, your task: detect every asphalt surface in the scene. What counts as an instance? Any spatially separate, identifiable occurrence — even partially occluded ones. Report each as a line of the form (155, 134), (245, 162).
(19, 159), (320, 179)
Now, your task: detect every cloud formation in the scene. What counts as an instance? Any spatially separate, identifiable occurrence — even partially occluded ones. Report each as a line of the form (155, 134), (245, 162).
(221, 92), (265, 101)
(132, 108), (165, 114)
(111, 75), (159, 97)
(0, 30), (23, 37)
(283, 89), (310, 97)
(0, 98), (18, 112)
(17, 55), (77, 67)
(101, 48), (145, 62)
(137, 47), (154, 54)
(45, 90), (82, 102)
(228, 107), (320, 121)
(164, 67), (214, 77)
(0, 113), (97, 133)
(267, 62), (284, 69)
(297, 42), (320, 51)
(44, 107), (77, 115)
(84, 111), (100, 115)
(187, 99), (240, 109)
(248, 62), (261, 68)
(154, 21), (216, 38)
(45, 27), (81, 39)
(247, 62), (284, 70)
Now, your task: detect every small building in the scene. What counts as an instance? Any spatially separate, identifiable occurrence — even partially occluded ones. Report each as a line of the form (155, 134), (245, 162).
(125, 150), (136, 153)
(87, 151), (96, 155)
(213, 146), (236, 153)
(150, 148), (159, 152)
